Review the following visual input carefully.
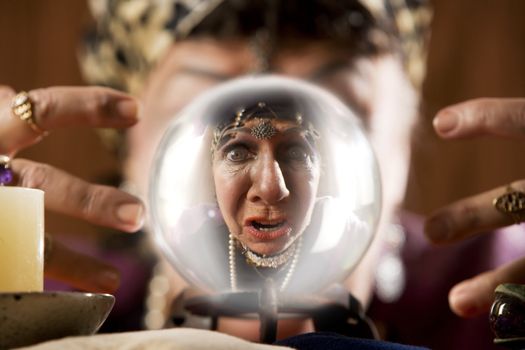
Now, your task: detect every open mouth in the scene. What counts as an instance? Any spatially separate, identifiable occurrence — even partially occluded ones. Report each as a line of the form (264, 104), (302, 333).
(245, 219), (291, 241)
(251, 220), (286, 231)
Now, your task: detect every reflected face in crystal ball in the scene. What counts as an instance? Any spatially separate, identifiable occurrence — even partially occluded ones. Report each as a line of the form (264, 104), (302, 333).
(211, 107), (321, 256)
(150, 76), (383, 294)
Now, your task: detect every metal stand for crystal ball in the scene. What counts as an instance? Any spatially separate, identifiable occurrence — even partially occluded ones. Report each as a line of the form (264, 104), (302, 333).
(181, 279), (378, 344)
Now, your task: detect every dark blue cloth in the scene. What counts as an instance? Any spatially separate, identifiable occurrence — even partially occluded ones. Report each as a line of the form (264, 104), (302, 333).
(274, 332), (430, 350)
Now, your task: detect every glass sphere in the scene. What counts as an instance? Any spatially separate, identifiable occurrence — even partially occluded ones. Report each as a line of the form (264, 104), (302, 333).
(149, 76), (381, 295)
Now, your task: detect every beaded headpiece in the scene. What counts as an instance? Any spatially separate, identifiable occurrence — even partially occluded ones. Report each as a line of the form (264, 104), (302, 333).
(210, 101), (320, 155)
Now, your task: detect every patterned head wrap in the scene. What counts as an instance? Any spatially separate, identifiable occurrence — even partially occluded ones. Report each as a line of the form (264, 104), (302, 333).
(80, 0), (431, 151)
(81, 0), (431, 92)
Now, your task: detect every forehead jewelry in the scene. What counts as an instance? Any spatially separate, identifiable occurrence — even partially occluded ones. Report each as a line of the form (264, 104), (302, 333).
(250, 119), (277, 140)
(211, 101), (312, 155)
(249, 29), (273, 73)
(248, 102), (277, 140)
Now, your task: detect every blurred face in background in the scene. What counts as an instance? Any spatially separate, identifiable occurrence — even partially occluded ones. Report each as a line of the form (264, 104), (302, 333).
(126, 36), (417, 304)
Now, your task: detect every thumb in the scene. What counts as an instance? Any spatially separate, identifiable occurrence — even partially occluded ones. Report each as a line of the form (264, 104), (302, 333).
(449, 257), (525, 317)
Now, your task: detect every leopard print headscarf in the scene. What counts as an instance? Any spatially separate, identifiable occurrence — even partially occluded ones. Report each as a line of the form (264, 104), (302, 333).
(80, 0), (431, 151)
(81, 0), (431, 92)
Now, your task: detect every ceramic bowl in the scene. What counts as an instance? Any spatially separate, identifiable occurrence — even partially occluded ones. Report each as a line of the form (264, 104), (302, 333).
(0, 291), (114, 349)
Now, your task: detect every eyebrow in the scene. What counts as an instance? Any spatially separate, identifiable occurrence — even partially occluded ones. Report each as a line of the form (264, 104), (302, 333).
(178, 60), (367, 124)
(215, 127), (251, 151)
(217, 126), (312, 150)
(178, 59), (352, 82)
(177, 66), (233, 81)
(307, 59), (353, 82)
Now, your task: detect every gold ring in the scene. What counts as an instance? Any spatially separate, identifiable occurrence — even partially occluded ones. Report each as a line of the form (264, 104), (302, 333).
(493, 185), (525, 224)
(11, 91), (47, 135)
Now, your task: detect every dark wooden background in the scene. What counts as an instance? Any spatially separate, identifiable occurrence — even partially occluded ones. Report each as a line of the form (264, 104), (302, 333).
(407, 1), (525, 214)
(2, 0), (525, 238)
(0, 0), (118, 239)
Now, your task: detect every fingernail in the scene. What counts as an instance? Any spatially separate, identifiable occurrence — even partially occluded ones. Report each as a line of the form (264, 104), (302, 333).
(450, 283), (468, 298)
(450, 283), (480, 317)
(434, 111), (458, 134)
(94, 270), (120, 292)
(115, 99), (138, 120)
(117, 203), (144, 229)
(425, 215), (450, 242)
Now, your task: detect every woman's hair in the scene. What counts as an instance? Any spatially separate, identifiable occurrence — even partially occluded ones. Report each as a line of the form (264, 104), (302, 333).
(187, 0), (380, 53)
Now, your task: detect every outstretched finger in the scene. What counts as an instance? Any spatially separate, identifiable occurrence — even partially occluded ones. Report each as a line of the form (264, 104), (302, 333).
(45, 234), (120, 293)
(11, 159), (144, 233)
(0, 85), (15, 102)
(448, 257), (525, 318)
(433, 98), (525, 139)
(0, 86), (139, 155)
(425, 180), (525, 244)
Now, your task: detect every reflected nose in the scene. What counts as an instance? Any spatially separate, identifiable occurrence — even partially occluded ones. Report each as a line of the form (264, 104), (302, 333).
(248, 154), (290, 204)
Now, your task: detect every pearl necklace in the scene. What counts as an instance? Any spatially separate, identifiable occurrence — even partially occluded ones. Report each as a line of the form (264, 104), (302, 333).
(229, 234), (302, 292)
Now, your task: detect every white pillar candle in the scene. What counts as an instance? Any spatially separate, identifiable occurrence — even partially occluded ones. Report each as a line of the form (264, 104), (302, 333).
(0, 187), (44, 292)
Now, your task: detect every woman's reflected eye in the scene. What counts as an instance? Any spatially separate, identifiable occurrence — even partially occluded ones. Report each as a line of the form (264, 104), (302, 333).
(225, 146), (251, 162)
(285, 145), (310, 162)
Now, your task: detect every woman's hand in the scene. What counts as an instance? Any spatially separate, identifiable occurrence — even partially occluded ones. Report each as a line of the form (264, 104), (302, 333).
(0, 85), (144, 293)
(425, 98), (525, 318)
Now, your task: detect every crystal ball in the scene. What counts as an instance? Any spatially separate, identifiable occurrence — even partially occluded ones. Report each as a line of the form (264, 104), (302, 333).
(149, 76), (381, 295)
